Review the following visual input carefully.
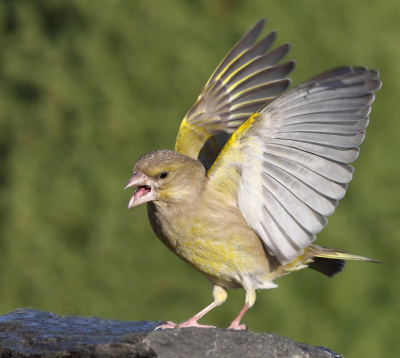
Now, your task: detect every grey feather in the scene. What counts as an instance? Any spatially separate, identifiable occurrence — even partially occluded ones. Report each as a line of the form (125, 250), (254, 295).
(225, 67), (381, 264)
(280, 118), (369, 134)
(259, 210), (300, 262)
(282, 107), (371, 125)
(262, 152), (348, 199)
(255, 44), (291, 68)
(179, 20), (294, 164)
(229, 62), (295, 93)
(262, 189), (315, 248)
(219, 31), (277, 82)
(276, 131), (366, 147)
(280, 94), (375, 115)
(227, 45), (292, 86)
(263, 162), (338, 216)
(232, 79), (291, 102)
(267, 139), (360, 163)
(262, 174), (327, 233)
(209, 19), (266, 84)
(263, 144), (354, 182)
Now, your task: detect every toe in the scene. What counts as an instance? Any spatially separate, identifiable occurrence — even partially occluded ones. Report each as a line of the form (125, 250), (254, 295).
(227, 323), (248, 330)
(177, 321), (216, 329)
(154, 321), (178, 330)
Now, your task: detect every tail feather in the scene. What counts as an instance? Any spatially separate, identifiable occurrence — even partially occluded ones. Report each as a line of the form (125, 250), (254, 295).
(312, 246), (382, 263)
(306, 245), (382, 278)
(308, 257), (346, 277)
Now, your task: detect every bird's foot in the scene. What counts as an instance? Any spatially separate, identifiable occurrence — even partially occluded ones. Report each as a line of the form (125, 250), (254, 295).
(227, 301), (249, 330)
(178, 320), (216, 329)
(155, 321), (179, 330)
(227, 323), (248, 330)
(155, 319), (216, 330)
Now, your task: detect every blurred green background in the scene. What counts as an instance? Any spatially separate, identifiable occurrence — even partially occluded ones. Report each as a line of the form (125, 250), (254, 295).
(0, 0), (399, 357)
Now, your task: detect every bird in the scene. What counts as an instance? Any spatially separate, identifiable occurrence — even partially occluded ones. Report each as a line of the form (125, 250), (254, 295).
(124, 19), (381, 330)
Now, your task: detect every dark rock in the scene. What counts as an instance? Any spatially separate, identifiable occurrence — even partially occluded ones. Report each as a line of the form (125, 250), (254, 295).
(0, 308), (341, 358)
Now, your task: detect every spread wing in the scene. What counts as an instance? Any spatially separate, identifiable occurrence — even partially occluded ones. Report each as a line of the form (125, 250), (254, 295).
(175, 19), (295, 170)
(208, 67), (381, 265)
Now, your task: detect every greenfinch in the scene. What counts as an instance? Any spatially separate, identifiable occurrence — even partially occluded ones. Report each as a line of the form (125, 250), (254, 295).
(125, 19), (381, 330)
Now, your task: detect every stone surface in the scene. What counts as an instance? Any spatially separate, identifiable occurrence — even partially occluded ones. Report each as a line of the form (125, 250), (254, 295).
(0, 308), (341, 357)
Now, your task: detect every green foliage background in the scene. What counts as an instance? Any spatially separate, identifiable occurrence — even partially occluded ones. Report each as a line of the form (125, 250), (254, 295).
(0, 1), (399, 357)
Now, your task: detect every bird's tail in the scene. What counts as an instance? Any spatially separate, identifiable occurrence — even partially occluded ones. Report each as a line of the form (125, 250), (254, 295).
(306, 245), (382, 278)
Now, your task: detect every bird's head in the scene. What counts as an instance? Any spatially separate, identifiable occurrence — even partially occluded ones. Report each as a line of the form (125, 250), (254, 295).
(124, 149), (207, 209)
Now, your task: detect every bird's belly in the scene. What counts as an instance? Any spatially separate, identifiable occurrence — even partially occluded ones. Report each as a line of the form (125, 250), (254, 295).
(148, 203), (269, 286)
(175, 236), (258, 288)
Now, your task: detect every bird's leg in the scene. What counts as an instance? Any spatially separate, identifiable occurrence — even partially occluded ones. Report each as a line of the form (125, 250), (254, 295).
(176, 301), (218, 328)
(227, 280), (256, 330)
(227, 302), (250, 330)
(156, 285), (227, 329)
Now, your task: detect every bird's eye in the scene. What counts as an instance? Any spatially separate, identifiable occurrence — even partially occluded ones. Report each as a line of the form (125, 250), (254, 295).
(159, 171), (168, 179)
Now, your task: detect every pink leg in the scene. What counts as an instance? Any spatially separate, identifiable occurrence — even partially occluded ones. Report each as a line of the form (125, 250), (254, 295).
(156, 301), (218, 330)
(227, 302), (249, 330)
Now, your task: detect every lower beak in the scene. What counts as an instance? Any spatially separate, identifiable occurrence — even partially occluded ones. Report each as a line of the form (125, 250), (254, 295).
(124, 172), (155, 209)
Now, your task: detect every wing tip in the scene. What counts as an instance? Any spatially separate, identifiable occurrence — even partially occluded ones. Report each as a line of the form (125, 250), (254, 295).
(244, 18), (267, 42)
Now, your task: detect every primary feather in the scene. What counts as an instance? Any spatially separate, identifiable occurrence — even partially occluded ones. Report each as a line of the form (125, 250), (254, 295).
(175, 19), (294, 170)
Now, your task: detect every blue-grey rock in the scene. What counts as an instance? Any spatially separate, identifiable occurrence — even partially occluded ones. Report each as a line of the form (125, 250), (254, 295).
(0, 308), (341, 358)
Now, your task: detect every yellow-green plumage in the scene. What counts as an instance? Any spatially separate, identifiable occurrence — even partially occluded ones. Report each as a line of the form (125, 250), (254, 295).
(125, 19), (381, 329)
(129, 149), (380, 329)
(135, 152), (265, 283)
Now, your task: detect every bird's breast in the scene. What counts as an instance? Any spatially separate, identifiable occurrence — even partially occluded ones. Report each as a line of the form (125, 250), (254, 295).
(146, 200), (270, 285)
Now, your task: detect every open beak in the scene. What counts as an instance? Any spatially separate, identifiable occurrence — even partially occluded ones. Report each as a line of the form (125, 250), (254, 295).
(124, 172), (155, 209)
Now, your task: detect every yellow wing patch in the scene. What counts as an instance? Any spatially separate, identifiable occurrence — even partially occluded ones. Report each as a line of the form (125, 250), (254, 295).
(207, 113), (261, 202)
(175, 117), (209, 158)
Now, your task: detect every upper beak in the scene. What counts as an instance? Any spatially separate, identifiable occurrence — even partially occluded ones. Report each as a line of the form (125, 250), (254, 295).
(124, 172), (155, 209)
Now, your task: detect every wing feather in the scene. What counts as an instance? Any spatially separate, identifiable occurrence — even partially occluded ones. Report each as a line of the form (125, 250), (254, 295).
(262, 190), (315, 248)
(281, 107), (371, 125)
(262, 152), (348, 199)
(260, 209), (303, 260)
(226, 44), (291, 87)
(267, 139), (360, 163)
(262, 144), (354, 182)
(276, 131), (366, 147)
(209, 19), (267, 83)
(208, 67), (381, 264)
(175, 20), (294, 169)
(263, 162), (338, 216)
(262, 173), (327, 233)
(282, 118), (369, 134)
